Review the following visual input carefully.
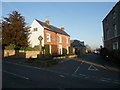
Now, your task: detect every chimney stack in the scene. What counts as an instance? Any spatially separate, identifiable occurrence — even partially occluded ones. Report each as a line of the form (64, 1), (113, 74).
(45, 18), (50, 25)
(61, 26), (64, 30)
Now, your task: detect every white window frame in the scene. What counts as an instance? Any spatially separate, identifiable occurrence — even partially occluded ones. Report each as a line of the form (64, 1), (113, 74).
(46, 33), (51, 42)
(113, 42), (118, 50)
(66, 38), (68, 44)
(59, 36), (62, 43)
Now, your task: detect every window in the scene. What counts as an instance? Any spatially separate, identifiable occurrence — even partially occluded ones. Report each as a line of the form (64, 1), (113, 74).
(106, 29), (109, 40)
(113, 42), (118, 50)
(33, 28), (37, 31)
(113, 24), (117, 37)
(105, 19), (108, 26)
(66, 38), (68, 44)
(59, 36), (62, 43)
(113, 11), (116, 19)
(46, 33), (51, 42)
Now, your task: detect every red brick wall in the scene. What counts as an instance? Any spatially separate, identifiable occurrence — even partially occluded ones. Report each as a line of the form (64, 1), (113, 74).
(44, 29), (70, 54)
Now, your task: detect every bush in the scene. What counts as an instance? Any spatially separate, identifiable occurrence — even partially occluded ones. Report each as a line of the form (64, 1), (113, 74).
(62, 48), (67, 55)
(33, 45), (40, 51)
(20, 47), (33, 51)
(5, 44), (16, 50)
(100, 48), (120, 64)
(69, 46), (74, 55)
(44, 44), (50, 55)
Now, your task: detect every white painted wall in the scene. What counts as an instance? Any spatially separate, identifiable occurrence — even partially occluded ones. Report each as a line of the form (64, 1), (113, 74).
(28, 19), (44, 47)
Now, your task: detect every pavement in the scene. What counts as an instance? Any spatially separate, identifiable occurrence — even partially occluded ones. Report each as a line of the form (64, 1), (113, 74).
(2, 53), (120, 88)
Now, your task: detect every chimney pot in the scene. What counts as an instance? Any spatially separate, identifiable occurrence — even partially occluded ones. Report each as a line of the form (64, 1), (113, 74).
(61, 26), (64, 30)
(45, 18), (50, 25)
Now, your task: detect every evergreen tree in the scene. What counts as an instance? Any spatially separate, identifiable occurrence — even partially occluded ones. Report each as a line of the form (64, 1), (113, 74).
(2, 11), (29, 47)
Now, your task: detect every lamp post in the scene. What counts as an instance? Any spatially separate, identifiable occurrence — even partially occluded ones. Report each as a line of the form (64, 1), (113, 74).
(38, 36), (43, 55)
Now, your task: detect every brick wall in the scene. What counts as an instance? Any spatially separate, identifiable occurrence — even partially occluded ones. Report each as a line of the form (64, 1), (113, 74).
(44, 29), (70, 54)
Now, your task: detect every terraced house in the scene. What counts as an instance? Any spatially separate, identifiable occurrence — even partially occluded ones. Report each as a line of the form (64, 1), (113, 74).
(28, 19), (70, 55)
(102, 1), (120, 50)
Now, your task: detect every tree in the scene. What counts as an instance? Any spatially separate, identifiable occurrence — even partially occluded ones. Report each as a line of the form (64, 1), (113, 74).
(2, 11), (30, 47)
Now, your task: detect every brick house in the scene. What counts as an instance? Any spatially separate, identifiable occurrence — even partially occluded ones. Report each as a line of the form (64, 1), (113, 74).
(102, 1), (120, 50)
(28, 19), (70, 55)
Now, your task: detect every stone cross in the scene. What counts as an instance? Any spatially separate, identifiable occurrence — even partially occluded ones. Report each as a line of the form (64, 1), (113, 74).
(38, 36), (43, 54)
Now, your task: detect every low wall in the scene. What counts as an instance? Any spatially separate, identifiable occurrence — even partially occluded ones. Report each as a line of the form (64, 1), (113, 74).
(4, 50), (15, 57)
(4, 50), (77, 59)
(4, 50), (40, 58)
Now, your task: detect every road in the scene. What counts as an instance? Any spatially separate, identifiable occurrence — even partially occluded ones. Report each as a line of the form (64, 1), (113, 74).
(2, 53), (120, 88)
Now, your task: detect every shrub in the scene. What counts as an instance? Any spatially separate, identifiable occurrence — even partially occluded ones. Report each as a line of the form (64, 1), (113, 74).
(44, 44), (50, 55)
(62, 48), (67, 55)
(33, 45), (40, 51)
(69, 46), (74, 55)
(5, 44), (16, 50)
(20, 47), (33, 51)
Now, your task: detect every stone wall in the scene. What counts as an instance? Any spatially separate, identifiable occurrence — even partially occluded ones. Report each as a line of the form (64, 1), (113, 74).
(4, 50), (40, 58)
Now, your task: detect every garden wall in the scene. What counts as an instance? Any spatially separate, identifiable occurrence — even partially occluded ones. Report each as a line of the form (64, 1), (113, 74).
(4, 50), (40, 58)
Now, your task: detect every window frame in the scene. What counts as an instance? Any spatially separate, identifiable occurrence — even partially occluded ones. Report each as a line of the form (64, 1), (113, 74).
(113, 42), (118, 50)
(46, 33), (51, 42)
(58, 36), (62, 43)
(33, 28), (38, 31)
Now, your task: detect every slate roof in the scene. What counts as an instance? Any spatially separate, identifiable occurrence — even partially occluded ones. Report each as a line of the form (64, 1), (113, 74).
(35, 19), (70, 36)
(71, 40), (85, 47)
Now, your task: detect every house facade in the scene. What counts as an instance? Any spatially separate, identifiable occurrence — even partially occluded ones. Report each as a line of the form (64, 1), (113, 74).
(70, 40), (86, 55)
(28, 19), (70, 55)
(102, 1), (120, 50)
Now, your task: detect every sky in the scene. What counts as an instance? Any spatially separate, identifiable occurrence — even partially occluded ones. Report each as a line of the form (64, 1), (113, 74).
(2, 2), (117, 49)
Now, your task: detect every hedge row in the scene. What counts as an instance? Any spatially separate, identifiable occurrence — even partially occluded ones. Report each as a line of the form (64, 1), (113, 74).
(5, 45), (40, 51)
(100, 48), (120, 64)
(4, 44), (75, 55)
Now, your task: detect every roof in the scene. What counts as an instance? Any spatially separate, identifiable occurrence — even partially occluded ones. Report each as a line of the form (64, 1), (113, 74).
(71, 40), (85, 47)
(35, 19), (70, 36)
(102, 1), (120, 22)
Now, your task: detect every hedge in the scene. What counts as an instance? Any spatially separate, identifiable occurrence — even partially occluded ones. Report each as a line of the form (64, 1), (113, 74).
(4, 45), (40, 51)
(100, 48), (120, 64)
(69, 46), (74, 55)
(44, 44), (50, 55)
(62, 48), (67, 55)
(5, 44), (16, 50)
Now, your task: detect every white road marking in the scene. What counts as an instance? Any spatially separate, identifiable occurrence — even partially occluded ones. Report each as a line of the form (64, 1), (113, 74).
(3, 70), (29, 80)
(101, 77), (111, 81)
(73, 66), (80, 74)
(4, 61), (120, 85)
(80, 61), (84, 64)
(79, 74), (86, 77)
(3, 61), (69, 76)
(59, 75), (65, 78)
(88, 64), (98, 71)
